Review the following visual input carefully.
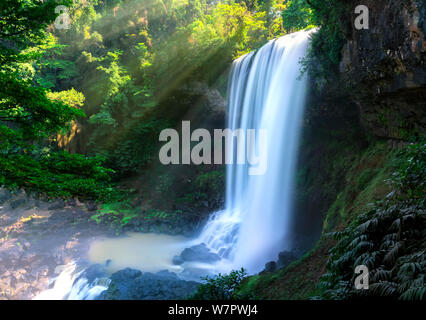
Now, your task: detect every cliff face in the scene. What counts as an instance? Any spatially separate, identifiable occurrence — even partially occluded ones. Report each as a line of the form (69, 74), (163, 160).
(339, 0), (425, 140)
(287, 0), (425, 285)
(301, 0), (426, 242)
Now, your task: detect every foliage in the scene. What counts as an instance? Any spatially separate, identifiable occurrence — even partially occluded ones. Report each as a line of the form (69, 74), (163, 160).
(393, 142), (426, 200)
(195, 170), (225, 194)
(150, 0), (286, 88)
(187, 2), (269, 58)
(317, 142), (426, 300)
(301, 0), (347, 85)
(90, 200), (138, 227)
(156, 174), (174, 194)
(19, 0), (293, 183)
(98, 118), (173, 176)
(0, 0), (80, 143)
(34, 36), (79, 89)
(190, 268), (256, 300)
(0, 0), (118, 200)
(281, 0), (314, 32)
(0, 150), (116, 200)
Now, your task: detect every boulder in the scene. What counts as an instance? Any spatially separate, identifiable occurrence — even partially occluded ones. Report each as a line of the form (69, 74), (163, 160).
(67, 198), (77, 207)
(78, 264), (108, 284)
(179, 243), (220, 263)
(277, 251), (298, 269)
(9, 198), (27, 210)
(156, 270), (179, 279)
(86, 202), (98, 212)
(0, 188), (12, 204)
(99, 268), (199, 300)
(172, 255), (184, 265)
(48, 199), (65, 210)
(264, 261), (277, 273)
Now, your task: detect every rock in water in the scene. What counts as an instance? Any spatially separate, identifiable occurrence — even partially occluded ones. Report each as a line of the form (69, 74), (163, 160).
(99, 268), (199, 300)
(179, 243), (220, 263)
(48, 199), (65, 210)
(86, 202), (98, 212)
(0, 188), (12, 204)
(79, 264), (108, 284)
(67, 198), (77, 207)
(172, 255), (184, 265)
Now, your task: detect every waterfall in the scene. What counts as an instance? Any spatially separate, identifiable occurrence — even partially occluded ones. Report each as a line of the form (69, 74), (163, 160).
(198, 29), (313, 273)
(33, 30), (313, 300)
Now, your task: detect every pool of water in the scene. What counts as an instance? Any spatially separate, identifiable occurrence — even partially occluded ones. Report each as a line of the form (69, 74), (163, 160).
(88, 232), (194, 274)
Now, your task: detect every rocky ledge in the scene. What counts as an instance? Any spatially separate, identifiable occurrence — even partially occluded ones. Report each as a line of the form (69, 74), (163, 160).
(0, 188), (113, 299)
(99, 268), (199, 300)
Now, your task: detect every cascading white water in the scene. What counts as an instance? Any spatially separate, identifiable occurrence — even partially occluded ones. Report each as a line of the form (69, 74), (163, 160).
(199, 29), (313, 273)
(33, 262), (110, 300)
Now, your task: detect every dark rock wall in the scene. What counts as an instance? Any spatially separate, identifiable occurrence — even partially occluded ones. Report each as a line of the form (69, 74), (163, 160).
(339, 0), (425, 139)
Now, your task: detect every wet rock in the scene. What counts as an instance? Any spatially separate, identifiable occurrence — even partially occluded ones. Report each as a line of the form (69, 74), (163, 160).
(86, 202), (98, 212)
(179, 243), (220, 263)
(0, 188), (12, 204)
(179, 267), (213, 282)
(277, 251), (298, 269)
(264, 261), (277, 273)
(67, 198), (77, 207)
(9, 198), (27, 210)
(79, 264), (108, 284)
(172, 255), (184, 265)
(99, 268), (199, 300)
(156, 270), (179, 279)
(48, 199), (65, 210)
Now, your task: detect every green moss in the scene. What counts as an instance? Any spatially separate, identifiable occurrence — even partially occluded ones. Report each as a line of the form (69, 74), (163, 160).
(323, 141), (396, 233)
(90, 200), (138, 227)
(356, 168), (379, 191)
(236, 240), (328, 299)
(323, 192), (346, 231)
(195, 170), (225, 194)
(155, 174), (174, 194)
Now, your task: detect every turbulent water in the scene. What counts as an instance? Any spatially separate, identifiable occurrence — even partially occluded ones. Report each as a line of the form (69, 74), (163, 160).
(33, 262), (110, 300)
(198, 29), (313, 273)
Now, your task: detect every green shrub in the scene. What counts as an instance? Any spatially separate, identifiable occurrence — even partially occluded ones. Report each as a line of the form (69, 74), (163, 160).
(189, 268), (256, 300)
(301, 0), (347, 85)
(281, 0), (314, 32)
(0, 149), (116, 201)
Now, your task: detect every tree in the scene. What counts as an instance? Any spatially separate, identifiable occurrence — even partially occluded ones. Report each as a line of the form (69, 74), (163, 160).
(0, 1), (115, 200)
(281, 0), (313, 32)
(0, 0), (83, 148)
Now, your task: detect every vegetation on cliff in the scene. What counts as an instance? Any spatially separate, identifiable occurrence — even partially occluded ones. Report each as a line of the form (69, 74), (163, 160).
(319, 142), (425, 300)
(0, 0), (116, 200)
